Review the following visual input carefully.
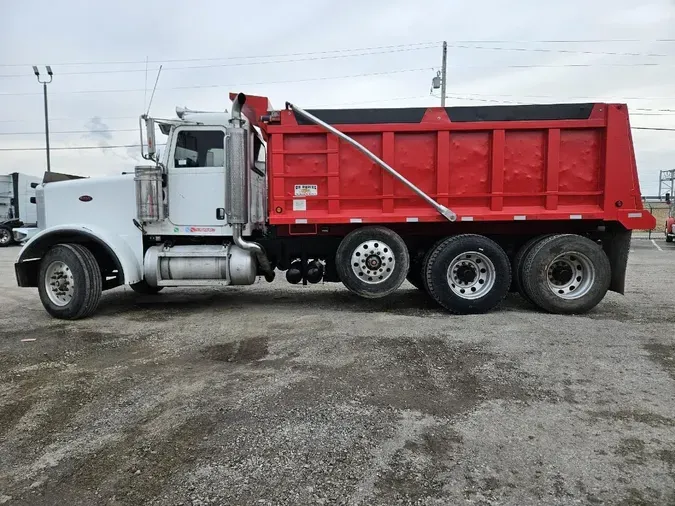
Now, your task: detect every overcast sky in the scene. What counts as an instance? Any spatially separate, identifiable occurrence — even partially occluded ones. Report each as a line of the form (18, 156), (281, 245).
(1, 0), (674, 194)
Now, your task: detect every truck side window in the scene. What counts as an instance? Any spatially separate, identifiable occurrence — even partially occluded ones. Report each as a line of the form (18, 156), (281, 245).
(174, 130), (224, 168)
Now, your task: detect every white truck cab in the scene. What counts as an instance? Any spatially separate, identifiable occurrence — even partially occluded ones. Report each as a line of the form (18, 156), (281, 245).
(15, 93), (274, 319)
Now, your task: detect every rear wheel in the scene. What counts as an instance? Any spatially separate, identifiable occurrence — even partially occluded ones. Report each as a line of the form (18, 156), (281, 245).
(424, 234), (511, 314)
(37, 244), (102, 320)
(0, 226), (14, 247)
(336, 226), (409, 298)
(512, 234), (557, 304)
(521, 234), (610, 314)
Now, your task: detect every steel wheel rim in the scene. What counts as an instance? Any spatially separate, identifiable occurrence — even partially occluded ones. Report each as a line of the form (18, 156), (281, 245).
(446, 251), (496, 299)
(0, 229), (10, 245)
(45, 261), (75, 306)
(350, 240), (396, 284)
(546, 252), (595, 300)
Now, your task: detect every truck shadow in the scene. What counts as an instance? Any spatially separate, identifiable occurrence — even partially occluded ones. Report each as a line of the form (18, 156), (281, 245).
(97, 286), (534, 319)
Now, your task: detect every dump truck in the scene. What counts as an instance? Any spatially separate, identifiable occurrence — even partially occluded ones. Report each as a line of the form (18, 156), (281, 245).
(14, 93), (655, 319)
(0, 172), (41, 247)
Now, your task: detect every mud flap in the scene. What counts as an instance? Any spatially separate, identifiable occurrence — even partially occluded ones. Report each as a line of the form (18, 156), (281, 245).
(602, 227), (631, 295)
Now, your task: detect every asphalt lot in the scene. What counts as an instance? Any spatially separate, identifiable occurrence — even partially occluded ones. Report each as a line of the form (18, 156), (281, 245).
(1, 237), (675, 506)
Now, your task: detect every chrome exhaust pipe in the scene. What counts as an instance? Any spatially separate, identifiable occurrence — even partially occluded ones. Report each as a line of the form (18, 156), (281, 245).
(232, 224), (275, 282)
(231, 93), (246, 123)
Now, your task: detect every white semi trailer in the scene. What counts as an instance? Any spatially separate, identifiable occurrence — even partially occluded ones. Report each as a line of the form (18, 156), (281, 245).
(0, 172), (41, 246)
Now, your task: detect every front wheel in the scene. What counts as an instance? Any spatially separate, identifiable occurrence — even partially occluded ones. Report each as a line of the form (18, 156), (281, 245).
(0, 226), (14, 247)
(37, 244), (102, 320)
(521, 234), (610, 314)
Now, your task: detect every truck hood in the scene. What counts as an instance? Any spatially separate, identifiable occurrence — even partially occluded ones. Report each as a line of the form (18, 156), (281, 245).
(41, 174), (137, 230)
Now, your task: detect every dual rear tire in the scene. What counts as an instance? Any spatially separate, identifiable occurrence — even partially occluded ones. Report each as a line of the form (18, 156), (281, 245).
(337, 229), (512, 314)
(515, 234), (611, 314)
(337, 227), (611, 315)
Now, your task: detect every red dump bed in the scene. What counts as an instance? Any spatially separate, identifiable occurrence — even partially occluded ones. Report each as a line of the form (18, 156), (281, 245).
(255, 99), (654, 230)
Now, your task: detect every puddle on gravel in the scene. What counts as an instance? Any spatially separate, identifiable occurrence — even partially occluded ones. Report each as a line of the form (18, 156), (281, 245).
(202, 337), (269, 363)
(643, 342), (675, 381)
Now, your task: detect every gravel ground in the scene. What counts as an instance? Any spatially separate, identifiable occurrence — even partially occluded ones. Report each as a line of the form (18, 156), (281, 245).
(1, 238), (674, 506)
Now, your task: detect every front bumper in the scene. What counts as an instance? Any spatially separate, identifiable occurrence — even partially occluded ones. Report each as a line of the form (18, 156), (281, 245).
(13, 227), (39, 244)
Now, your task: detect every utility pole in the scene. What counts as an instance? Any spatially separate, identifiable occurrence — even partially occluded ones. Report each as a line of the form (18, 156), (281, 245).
(430, 41), (448, 106)
(32, 65), (53, 172)
(440, 41), (447, 107)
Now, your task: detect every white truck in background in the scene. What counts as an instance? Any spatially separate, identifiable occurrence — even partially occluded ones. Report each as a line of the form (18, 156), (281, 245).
(0, 172), (41, 246)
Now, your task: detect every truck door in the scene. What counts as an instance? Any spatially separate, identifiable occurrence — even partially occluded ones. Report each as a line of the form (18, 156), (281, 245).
(167, 126), (227, 228)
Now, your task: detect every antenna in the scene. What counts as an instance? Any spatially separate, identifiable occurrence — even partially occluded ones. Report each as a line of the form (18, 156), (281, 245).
(145, 64), (162, 116)
(143, 56), (149, 112)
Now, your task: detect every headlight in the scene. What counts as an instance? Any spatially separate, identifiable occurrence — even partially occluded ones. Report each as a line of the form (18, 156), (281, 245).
(13, 230), (27, 242)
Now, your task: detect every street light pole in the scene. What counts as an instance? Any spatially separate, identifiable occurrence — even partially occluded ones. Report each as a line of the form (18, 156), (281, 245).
(33, 65), (53, 173)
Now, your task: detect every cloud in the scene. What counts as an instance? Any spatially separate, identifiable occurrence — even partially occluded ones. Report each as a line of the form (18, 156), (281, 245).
(84, 116), (113, 142)
(0, 0), (672, 192)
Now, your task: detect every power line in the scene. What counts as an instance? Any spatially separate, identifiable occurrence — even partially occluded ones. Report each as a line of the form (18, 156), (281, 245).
(3, 123), (672, 152)
(4, 38), (675, 68)
(0, 116), (137, 124)
(3, 44), (668, 79)
(0, 67), (436, 97)
(0, 143), (165, 152)
(451, 39), (675, 43)
(451, 91), (675, 102)
(0, 46), (439, 78)
(3, 58), (675, 82)
(0, 129), (137, 136)
(447, 44), (667, 57)
(0, 42), (441, 68)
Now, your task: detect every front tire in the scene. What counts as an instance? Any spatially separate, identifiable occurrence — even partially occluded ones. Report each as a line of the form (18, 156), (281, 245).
(0, 226), (14, 247)
(521, 234), (610, 314)
(37, 244), (102, 320)
(424, 234), (511, 314)
(336, 226), (409, 298)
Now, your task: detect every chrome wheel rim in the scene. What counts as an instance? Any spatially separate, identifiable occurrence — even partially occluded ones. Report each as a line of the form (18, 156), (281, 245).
(546, 252), (595, 300)
(45, 261), (75, 306)
(446, 251), (496, 299)
(0, 228), (10, 245)
(350, 240), (395, 284)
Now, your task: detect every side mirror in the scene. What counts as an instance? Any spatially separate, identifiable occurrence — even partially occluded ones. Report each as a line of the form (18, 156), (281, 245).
(665, 192), (671, 204)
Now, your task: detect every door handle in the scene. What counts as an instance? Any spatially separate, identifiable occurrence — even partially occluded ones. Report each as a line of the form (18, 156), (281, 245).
(216, 208), (225, 220)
